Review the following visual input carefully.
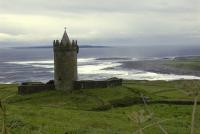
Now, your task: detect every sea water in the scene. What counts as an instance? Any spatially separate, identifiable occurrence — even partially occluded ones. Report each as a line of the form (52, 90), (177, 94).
(0, 45), (200, 83)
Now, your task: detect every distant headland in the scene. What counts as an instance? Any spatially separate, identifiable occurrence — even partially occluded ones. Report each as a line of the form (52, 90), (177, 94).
(13, 45), (111, 49)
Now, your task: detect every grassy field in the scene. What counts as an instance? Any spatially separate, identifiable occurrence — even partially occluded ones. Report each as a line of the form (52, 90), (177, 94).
(0, 80), (200, 134)
(165, 57), (200, 71)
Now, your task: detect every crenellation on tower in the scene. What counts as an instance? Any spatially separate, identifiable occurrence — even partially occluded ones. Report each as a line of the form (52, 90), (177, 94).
(71, 40), (76, 48)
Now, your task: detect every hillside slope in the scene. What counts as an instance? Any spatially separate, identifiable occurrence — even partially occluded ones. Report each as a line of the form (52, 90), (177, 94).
(0, 80), (200, 134)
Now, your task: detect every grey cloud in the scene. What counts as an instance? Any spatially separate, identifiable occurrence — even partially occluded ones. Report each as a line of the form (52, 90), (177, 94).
(0, 0), (199, 47)
(0, 0), (199, 14)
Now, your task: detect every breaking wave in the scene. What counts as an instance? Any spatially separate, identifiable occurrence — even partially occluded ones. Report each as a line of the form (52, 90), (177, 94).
(4, 57), (200, 82)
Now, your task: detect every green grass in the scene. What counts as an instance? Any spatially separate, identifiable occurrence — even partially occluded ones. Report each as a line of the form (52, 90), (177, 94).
(165, 58), (200, 71)
(0, 80), (200, 134)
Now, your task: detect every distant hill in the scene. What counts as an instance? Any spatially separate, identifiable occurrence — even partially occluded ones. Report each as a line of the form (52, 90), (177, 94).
(13, 45), (111, 49)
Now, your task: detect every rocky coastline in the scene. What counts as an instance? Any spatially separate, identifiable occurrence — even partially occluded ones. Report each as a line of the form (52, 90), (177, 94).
(120, 56), (200, 77)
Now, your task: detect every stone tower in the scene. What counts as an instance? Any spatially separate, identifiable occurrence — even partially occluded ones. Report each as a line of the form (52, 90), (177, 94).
(53, 29), (79, 91)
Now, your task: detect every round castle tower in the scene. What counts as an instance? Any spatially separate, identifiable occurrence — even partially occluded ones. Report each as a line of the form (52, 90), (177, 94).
(53, 29), (79, 91)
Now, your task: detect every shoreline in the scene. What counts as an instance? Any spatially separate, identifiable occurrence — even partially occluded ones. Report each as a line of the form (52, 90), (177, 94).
(1, 56), (200, 84)
(120, 56), (200, 77)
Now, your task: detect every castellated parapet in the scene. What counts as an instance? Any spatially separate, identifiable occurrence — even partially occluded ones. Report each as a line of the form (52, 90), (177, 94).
(53, 30), (79, 91)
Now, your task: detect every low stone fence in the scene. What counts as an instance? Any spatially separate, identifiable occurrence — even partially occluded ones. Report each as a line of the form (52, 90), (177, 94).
(18, 78), (122, 95)
(107, 78), (123, 87)
(74, 78), (122, 90)
(18, 82), (55, 95)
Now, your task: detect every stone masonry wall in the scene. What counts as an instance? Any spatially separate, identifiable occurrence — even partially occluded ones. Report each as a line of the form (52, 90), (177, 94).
(18, 82), (55, 95)
(73, 78), (123, 90)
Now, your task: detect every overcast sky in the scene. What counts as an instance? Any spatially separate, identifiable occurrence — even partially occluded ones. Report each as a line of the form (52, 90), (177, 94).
(0, 0), (199, 47)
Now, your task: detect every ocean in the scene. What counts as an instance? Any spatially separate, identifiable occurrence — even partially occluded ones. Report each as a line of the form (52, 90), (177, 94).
(1, 45), (200, 84)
